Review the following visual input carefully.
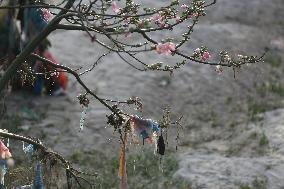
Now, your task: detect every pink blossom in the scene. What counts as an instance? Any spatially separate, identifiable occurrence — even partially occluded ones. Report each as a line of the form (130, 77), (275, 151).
(151, 14), (165, 27)
(176, 16), (182, 23)
(111, 1), (120, 13)
(124, 17), (131, 24)
(215, 65), (223, 74)
(181, 4), (188, 9)
(159, 22), (166, 28)
(150, 14), (161, 21)
(41, 8), (51, 21)
(156, 42), (176, 55)
(201, 51), (210, 61)
(193, 13), (199, 17)
(194, 48), (201, 54)
(0, 141), (12, 159)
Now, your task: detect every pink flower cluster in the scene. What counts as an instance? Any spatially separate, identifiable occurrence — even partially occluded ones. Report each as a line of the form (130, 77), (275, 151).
(175, 16), (182, 24)
(41, 8), (52, 21)
(202, 51), (210, 61)
(150, 14), (165, 27)
(112, 1), (120, 13)
(181, 4), (188, 9)
(194, 47), (201, 54)
(156, 42), (176, 55)
(0, 141), (12, 159)
(194, 48), (211, 61)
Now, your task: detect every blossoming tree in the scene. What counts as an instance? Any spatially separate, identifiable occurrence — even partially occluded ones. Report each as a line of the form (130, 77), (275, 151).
(0, 0), (265, 188)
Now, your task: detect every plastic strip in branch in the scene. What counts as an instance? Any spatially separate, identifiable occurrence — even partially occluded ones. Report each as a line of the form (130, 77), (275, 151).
(80, 106), (88, 131)
(33, 162), (45, 189)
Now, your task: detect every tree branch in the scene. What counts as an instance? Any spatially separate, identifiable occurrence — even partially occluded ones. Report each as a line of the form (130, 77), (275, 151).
(29, 53), (124, 120)
(0, 0), (76, 93)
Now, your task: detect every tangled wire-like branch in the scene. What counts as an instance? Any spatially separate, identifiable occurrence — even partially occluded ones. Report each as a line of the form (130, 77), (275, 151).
(0, 129), (97, 188)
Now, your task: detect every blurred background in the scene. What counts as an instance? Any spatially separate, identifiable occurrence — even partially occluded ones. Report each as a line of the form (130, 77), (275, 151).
(1, 0), (284, 188)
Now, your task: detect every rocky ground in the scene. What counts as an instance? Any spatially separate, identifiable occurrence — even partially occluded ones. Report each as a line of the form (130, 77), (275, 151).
(1, 0), (284, 188)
